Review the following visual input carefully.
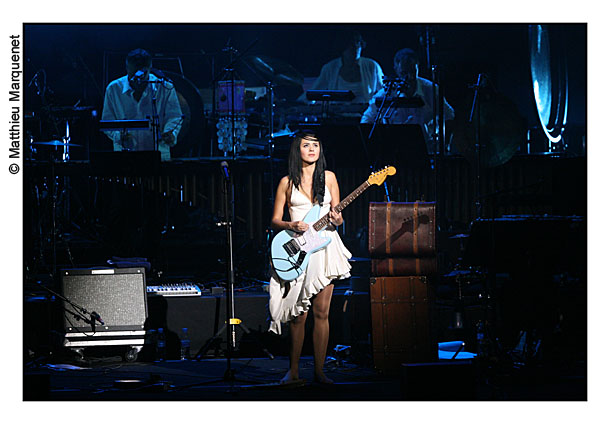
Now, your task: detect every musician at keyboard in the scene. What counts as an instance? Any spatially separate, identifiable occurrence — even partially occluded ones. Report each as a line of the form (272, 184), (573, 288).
(101, 49), (183, 161)
(298, 30), (384, 104)
(361, 48), (455, 154)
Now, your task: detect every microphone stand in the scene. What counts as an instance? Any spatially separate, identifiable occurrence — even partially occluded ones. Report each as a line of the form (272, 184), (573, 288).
(35, 281), (103, 333)
(194, 163), (271, 386)
(148, 79), (162, 153)
(367, 80), (399, 202)
(221, 164), (237, 379)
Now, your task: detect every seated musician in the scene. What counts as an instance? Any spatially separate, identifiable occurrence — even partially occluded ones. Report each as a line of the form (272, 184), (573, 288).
(361, 48), (455, 154)
(101, 48), (182, 161)
(298, 31), (384, 104)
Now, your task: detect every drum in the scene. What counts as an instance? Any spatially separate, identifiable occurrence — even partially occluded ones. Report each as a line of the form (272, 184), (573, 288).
(162, 71), (206, 157)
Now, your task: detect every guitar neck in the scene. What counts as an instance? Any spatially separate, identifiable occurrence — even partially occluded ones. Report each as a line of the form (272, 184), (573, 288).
(312, 180), (371, 231)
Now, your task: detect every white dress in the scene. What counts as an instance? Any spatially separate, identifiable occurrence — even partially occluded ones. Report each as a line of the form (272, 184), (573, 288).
(268, 185), (352, 335)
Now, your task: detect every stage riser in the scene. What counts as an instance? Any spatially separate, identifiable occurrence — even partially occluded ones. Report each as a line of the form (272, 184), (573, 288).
(145, 290), (371, 359)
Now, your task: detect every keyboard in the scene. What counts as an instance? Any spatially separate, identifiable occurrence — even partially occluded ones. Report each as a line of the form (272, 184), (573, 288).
(146, 283), (202, 297)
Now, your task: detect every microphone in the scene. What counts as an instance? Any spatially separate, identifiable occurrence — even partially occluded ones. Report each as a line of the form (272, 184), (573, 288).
(91, 311), (104, 326)
(220, 161), (230, 180)
(130, 70), (147, 84)
(151, 68), (172, 83)
(382, 77), (405, 84)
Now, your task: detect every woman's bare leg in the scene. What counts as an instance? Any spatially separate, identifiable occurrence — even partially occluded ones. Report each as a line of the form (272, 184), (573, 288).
(280, 311), (308, 383)
(312, 283), (334, 383)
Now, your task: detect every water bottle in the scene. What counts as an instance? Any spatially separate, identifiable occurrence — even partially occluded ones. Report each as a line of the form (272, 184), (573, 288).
(180, 327), (191, 360)
(145, 328), (157, 361)
(156, 327), (166, 361)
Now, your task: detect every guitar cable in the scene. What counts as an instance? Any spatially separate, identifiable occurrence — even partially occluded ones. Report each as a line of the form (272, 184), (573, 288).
(270, 256), (302, 273)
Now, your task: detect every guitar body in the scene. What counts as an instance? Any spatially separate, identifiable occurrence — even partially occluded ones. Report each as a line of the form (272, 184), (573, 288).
(270, 204), (332, 282)
(270, 165), (396, 281)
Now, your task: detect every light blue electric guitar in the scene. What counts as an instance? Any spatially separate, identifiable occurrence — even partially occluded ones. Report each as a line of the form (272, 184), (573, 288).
(270, 166), (396, 281)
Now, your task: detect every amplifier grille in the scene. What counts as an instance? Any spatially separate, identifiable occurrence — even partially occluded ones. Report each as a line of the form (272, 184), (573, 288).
(61, 269), (147, 331)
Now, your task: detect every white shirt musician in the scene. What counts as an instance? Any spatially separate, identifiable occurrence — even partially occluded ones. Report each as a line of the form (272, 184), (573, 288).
(102, 49), (182, 161)
(361, 48), (455, 154)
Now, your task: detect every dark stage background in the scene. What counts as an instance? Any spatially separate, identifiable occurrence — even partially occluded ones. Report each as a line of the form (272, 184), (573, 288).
(23, 22), (587, 274)
(23, 23), (586, 129)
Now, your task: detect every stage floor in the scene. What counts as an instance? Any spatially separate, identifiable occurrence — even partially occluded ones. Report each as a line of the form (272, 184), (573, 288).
(25, 355), (402, 401)
(24, 354), (585, 401)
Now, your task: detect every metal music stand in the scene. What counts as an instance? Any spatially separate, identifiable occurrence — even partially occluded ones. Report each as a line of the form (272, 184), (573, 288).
(374, 96), (425, 108)
(306, 90), (355, 121)
(99, 119), (151, 152)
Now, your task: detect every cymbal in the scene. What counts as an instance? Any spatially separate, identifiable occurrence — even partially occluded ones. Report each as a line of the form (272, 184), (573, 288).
(245, 55), (304, 86)
(449, 233), (470, 239)
(452, 89), (526, 168)
(48, 106), (96, 118)
(33, 140), (81, 147)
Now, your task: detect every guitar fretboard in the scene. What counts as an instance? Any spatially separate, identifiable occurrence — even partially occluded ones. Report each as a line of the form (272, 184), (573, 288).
(313, 181), (372, 231)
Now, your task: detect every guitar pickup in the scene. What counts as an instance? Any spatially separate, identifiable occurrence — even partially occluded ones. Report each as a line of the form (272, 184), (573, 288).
(283, 239), (300, 256)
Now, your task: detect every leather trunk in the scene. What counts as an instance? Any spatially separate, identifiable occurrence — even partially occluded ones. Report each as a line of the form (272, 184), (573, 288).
(369, 276), (437, 373)
(371, 256), (437, 276)
(368, 202), (436, 258)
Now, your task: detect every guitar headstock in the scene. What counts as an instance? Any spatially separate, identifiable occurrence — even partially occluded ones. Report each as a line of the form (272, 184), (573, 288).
(367, 166), (397, 186)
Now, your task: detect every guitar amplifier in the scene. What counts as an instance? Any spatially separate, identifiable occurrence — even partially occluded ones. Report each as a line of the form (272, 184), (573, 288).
(60, 267), (148, 348)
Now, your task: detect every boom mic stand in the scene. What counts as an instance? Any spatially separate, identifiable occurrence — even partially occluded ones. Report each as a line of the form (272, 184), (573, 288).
(34, 281), (104, 341)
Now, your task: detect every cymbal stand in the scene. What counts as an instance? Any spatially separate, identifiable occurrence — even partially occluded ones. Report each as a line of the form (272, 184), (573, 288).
(422, 25), (447, 231)
(233, 49), (278, 266)
(468, 73), (486, 218)
(467, 74), (505, 362)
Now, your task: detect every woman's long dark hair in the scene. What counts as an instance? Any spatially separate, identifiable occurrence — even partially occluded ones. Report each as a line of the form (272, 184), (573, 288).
(288, 130), (327, 204)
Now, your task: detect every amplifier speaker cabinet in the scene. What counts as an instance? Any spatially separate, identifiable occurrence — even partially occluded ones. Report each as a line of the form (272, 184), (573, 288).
(60, 268), (148, 353)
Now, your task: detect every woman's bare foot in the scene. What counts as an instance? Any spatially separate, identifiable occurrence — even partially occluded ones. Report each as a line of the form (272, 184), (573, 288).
(313, 372), (334, 384)
(279, 370), (301, 385)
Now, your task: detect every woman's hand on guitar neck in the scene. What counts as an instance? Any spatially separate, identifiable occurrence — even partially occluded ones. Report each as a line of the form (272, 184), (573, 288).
(329, 209), (343, 227)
